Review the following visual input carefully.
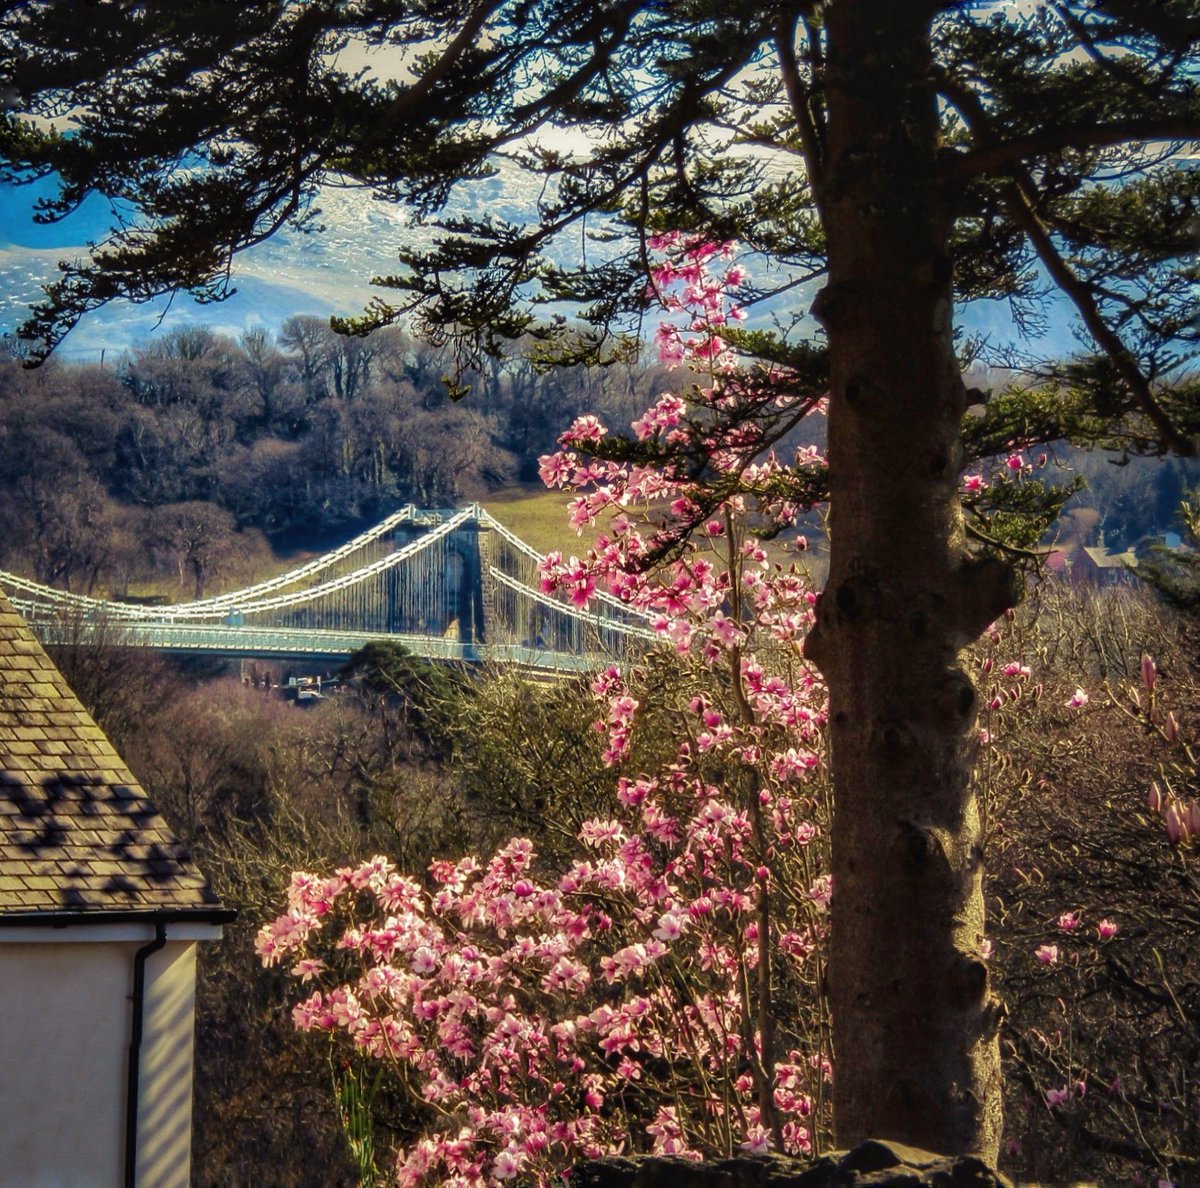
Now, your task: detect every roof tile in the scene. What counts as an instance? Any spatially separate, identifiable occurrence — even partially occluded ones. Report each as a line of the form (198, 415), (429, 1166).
(0, 591), (225, 918)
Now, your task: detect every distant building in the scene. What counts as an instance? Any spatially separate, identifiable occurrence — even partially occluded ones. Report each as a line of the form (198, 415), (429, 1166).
(1078, 544), (1139, 586)
(1043, 546), (1078, 581)
(0, 591), (233, 1187)
(1043, 542), (1138, 587)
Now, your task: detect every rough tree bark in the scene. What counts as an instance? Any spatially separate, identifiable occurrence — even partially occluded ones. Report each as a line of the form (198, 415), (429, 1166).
(803, 4), (1015, 1161)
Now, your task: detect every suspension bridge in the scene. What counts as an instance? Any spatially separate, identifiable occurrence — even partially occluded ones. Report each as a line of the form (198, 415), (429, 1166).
(0, 505), (656, 673)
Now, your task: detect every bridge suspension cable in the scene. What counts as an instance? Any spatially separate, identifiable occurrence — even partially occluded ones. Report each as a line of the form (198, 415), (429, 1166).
(487, 567), (658, 641)
(141, 503), (426, 614)
(0, 503), (427, 620)
(474, 508), (660, 626)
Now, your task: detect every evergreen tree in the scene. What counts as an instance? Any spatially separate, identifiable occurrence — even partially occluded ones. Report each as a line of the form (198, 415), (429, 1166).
(4, 0), (1200, 1160)
(1142, 491), (1200, 614)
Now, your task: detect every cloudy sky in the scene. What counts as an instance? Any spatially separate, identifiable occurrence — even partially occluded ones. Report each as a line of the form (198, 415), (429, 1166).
(0, 163), (1080, 365)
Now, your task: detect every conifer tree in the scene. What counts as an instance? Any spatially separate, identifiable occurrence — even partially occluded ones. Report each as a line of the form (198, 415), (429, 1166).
(3, 0), (1199, 1159)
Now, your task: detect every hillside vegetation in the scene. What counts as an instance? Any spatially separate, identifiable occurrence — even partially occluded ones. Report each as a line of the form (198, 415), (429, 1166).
(0, 322), (661, 595)
(3, 325), (1192, 603)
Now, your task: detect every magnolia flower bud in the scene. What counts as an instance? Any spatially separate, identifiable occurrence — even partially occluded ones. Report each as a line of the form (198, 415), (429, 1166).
(1141, 654), (1157, 694)
(1164, 801), (1184, 845)
(1164, 711), (1179, 744)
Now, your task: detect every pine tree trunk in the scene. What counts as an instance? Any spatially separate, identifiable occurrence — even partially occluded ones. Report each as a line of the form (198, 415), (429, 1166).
(803, 4), (1015, 1161)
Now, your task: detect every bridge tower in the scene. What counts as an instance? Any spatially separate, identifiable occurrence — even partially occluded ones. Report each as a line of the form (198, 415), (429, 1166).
(476, 513), (497, 640)
(386, 508), (492, 644)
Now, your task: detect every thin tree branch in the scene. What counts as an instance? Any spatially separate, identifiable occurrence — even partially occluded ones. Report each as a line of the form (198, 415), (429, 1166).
(369, 0), (503, 141)
(1003, 184), (1190, 454)
(773, 12), (826, 213)
(1052, 2), (1161, 99)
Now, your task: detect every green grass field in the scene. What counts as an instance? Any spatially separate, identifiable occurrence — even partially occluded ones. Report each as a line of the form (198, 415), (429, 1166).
(482, 485), (616, 556)
(483, 484), (828, 585)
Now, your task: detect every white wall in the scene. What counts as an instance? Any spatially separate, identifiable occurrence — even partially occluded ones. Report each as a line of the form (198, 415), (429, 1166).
(138, 941), (198, 1188)
(0, 931), (207, 1188)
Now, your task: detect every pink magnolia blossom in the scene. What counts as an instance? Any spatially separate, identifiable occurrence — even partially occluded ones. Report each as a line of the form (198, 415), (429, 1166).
(652, 912), (686, 943)
(559, 415), (607, 447)
(260, 235), (841, 1177)
(538, 452), (576, 488)
(491, 1148), (525, 1180)
(807, 875), (833, 911)
(291, 958), (326, 982)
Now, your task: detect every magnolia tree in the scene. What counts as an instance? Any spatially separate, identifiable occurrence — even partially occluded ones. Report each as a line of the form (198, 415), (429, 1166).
(258, 240), (845, 1184)
(1134, 655), (1200, 849)
(978, 600), (1199, 1187)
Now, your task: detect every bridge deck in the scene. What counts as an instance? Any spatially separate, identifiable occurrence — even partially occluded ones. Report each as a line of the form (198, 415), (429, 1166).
(22, 619), (609, 672)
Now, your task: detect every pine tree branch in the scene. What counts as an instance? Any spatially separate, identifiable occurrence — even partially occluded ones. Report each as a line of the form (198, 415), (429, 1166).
(368, 0), (503, 142)
(999, 182), (1191, 455)
(942, 117), (1200, 180)
(938, 72), (1195, 458)
(1089, 0), (1200, 47)
(773, 12), (827, 210)
(1052, 2), (1165, 99)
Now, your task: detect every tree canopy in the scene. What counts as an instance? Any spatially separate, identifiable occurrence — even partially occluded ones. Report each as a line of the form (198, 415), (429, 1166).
(1, 0), (1197, 444)
(4, 0), (1200, 1163)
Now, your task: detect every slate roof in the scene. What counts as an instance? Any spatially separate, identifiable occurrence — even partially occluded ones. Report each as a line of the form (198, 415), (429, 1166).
(1081, 546), (1139, 570)
(0, 591), (229, 921)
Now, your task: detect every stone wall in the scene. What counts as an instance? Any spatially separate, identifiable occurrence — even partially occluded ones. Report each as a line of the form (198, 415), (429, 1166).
(573, 1139), (1013, 1187)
